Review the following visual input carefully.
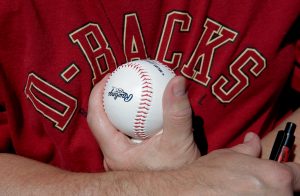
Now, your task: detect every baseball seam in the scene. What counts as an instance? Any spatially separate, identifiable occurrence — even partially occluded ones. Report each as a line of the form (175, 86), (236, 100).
(128, 62), (153, 139)
(104, 60), (174, 140)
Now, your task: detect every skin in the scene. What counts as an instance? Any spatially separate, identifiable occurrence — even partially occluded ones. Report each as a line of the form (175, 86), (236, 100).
(1, 76), (300, 195)
(1, 132), (300, 195)
(87, 75), (200, 171)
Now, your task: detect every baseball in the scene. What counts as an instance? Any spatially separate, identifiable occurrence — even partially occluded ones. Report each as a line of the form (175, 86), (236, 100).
(103, 59), (175, 140)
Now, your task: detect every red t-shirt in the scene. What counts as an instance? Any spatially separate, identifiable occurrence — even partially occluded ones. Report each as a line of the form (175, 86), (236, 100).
(0, 0), (299, 172)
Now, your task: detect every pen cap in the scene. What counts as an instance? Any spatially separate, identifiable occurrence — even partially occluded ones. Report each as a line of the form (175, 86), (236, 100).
(285, 122), (296, 136)
(283, 122), (296, 148)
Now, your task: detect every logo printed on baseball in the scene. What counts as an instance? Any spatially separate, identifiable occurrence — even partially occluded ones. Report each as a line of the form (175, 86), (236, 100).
(103, 60), (175, 140)
(108, 87), (133, 102)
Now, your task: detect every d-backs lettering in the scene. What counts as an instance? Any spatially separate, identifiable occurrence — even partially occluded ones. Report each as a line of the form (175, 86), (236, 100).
(25, 11), (266, 131)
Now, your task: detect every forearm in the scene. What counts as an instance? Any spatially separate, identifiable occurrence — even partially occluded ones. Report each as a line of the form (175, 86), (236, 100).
(0, 153), (97, 195)
(0, 153), (185, 195)
(1, 134), (299, 195)
(261, 107), (300, 161)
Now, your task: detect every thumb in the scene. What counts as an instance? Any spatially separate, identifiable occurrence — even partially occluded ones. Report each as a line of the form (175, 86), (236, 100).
(162, 76), (193, 144)
(231, 132), (262, 157)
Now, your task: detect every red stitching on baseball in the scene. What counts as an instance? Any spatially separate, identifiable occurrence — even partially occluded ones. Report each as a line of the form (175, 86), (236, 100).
(142, 83), (152, 87)
(136, 114), (146, 117)
(141, 94), (152, 98)
(134, 118), (146, 122)
(134, 125), (144, 128)
(138, 106), (149, 110)
(124, 62), (153, 140)
(142, 89), (153, 93)
(134, 122), (144, 125)
(105, 60), (174, 140)
(140, 99), (151, 103)
(139, 103), (151, 107)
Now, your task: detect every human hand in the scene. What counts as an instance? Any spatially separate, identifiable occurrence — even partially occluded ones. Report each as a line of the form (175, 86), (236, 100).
(173, 132), (300, 195)
(87, 75), (200, 171)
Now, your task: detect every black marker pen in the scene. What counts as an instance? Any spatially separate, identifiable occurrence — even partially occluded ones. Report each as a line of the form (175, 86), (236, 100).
(269, 122), (296, 162)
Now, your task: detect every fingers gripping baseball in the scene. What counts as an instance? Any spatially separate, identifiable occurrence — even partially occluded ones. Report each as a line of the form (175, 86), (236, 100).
(87, 74), (200, 171)
(87, 75), (130, 155)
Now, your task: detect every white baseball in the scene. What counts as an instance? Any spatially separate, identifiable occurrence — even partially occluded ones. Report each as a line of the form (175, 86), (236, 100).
(103, 59), (175, 140)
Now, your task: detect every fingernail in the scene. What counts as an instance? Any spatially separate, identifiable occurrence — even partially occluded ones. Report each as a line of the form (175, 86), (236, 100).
(173, 77), (186, 97)
(244, 132), (255, 143)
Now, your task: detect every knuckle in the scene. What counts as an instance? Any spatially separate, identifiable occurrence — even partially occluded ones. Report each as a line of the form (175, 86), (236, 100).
(168, 104), (192, 122)
(263, 162), (293, 189)
(273, 165), (293, 186)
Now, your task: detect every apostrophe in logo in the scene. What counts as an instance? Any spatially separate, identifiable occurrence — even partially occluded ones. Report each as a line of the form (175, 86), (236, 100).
(108, 87), (133, 102)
